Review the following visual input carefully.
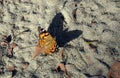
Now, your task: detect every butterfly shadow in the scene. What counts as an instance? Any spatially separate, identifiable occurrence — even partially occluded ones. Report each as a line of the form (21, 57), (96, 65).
(48, 12), (83, 47)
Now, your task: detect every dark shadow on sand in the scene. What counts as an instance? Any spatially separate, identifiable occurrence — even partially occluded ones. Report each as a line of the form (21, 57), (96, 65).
(48, 12), (82, 47)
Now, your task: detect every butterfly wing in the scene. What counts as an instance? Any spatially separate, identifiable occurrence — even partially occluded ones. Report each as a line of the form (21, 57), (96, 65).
(39, 28), (57, 54)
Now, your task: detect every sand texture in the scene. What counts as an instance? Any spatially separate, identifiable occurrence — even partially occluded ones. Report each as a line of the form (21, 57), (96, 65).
(0, 0), (120, 78)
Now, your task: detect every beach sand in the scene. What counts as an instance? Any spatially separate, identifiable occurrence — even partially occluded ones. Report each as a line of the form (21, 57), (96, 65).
(0, 0), (120, 78)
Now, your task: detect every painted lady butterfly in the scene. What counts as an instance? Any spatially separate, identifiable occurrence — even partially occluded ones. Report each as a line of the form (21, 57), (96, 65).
(38, 26), (57, 54)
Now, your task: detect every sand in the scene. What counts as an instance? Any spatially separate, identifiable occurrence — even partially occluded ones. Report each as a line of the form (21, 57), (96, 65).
(0, 0), (120, 78)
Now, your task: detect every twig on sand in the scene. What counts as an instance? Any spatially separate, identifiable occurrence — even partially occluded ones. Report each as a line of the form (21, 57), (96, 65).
(11, 29), (31, 41)
(75, 47), (88, 66)
(72, 8), (78, 22)
(81, 37), (99, 43)
(63, 0), (68, 8)
(30, 62), (42, 77)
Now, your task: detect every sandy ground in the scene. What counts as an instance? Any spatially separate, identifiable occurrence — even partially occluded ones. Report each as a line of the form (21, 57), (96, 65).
(0, 0), (120, 78)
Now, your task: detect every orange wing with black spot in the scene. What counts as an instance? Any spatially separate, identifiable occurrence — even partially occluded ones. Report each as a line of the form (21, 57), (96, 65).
(38, 27), (57, 54)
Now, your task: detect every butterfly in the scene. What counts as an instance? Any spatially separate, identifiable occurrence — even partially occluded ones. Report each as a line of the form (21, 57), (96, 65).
(32, 26), (57, 59)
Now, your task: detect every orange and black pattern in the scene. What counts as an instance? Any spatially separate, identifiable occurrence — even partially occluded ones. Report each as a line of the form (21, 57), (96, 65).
(38, 26), (57, 54)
